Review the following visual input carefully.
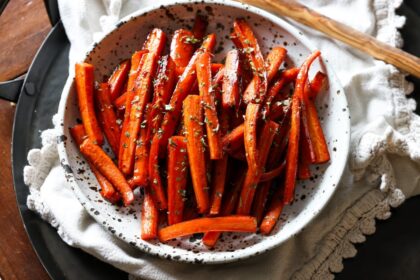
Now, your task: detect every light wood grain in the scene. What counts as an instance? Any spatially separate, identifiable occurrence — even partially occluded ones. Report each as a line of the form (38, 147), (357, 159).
(239, 0), (420, 78)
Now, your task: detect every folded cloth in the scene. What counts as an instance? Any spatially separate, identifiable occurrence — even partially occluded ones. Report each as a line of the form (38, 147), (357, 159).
(24, 0), (420, 279)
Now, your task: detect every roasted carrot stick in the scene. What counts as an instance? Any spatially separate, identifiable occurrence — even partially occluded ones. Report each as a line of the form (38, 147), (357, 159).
(211, 63), (224, 73)
(143, 28), (167, 57)
(149, 134), (168, 210)
(212, 66), (225, 104)
(222, 123), (244, 152)
(309, 71), (327, 99)
(202, 166), (246, 247)
(196, 52), (223, 159)
(297, 154), (311, 180)
(75, 63), (103, 145)
(167, 136), (189, 225)
(304, 99), (330, 164)
(222, 49), (240, 110)
(303, 76), (330, 164)
(95, 82), (121, 156)
(237, 120), (279, 215)
(141, 189), (159, 240)
(231, 19), (267, 104)
(209, 108), (230, 215)
(244, 103), (260, 173)
(113, 91), (128, 110)
(252, 181), (271, 224)
(147, 56), (177, 142)
(260, 162), (286, 182)
(132, 105), (151, 187)
(158, 34), (216, 156)
(170, 29), (197, 76)
(263, 67), (299, 116)
(126, 50), (149, 94)
(183, 95), (209, 213)
(300, 96), (317, 164)
(284, 51), (321, 204)
(108, 60), (130, 101)
(79, 140), (134, 206)
(244, 47), (287, 104)
(192, 14), (208, 40)
(119, 52), (157, 175)
(158, 216), (257, 242)
(70, 124), (120, 203)
(260, 184), (285, 235)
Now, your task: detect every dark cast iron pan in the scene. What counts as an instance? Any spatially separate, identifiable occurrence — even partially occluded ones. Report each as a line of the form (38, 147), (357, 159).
(0, 0), (419, 279)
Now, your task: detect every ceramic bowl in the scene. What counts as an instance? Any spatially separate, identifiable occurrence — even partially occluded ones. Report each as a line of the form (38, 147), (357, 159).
(57, 0), (350, 264)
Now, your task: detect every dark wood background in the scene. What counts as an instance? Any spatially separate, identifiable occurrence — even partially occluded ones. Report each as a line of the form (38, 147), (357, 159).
(0, 0), (50, 279)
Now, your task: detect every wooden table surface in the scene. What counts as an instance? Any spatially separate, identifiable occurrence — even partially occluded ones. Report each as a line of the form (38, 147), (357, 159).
(0, 0), (51, 279)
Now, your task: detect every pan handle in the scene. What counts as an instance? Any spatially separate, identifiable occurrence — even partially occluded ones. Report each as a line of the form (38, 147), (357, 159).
(0, 76), (25, 102)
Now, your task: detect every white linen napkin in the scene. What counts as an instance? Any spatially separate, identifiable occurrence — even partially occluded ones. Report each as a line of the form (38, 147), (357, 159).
(23, 0), (420, 279)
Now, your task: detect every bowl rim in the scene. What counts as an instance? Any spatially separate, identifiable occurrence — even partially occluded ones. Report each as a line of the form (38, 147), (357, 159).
(57, 0), (350, 264)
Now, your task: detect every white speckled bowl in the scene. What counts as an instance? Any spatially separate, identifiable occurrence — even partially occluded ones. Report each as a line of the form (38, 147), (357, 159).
(57, 0), (350, 264)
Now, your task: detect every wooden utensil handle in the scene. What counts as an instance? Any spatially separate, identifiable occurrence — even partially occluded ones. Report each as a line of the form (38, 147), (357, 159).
(239, 0), (420, 78)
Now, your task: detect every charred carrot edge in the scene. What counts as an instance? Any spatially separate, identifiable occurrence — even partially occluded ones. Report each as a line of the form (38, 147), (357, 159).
(170, 29), (197, 76)
(147, 56), (177, 143)
(75, 63), (103, 145)
(149, 134), (168, 211)
(222, 123), (244, 151)
(284, 51), (321, 204)
(183, 95), (209, 214)
(132, 105), (151, 187)
(203, 167), (246, 247)
(263, 67), (299, 116)
(260, 185), (284, 235)
(237, 120), (279, 215)
(252, 181), (272, 224)
(119, 53), (158, 175)
(309, 71), (327, 99)
(167, 136), (189, 225)
(143, 28), (167, 57)
(108, 60), (130, 101)
(95, 83), (121, 156)
(141, 189), (159, 240)
(113, 92), (128, 110)
(222, 49), (241, 110)
(244, 103), (260, 173)
(196, 52), (223, 159)
(260, 162), (286, 182)
(192, 14), (208, 40)
(232, 19), (267, 104)
(244, 47), (287, 105)
(159, 216), (257, 242)
(70, 124), (120, 203)
(79, 140), (134, 206)
(158, 34), (216, 156)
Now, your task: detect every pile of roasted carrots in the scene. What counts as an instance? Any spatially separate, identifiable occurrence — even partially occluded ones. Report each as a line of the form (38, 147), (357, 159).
(70, 15), (330, 246)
